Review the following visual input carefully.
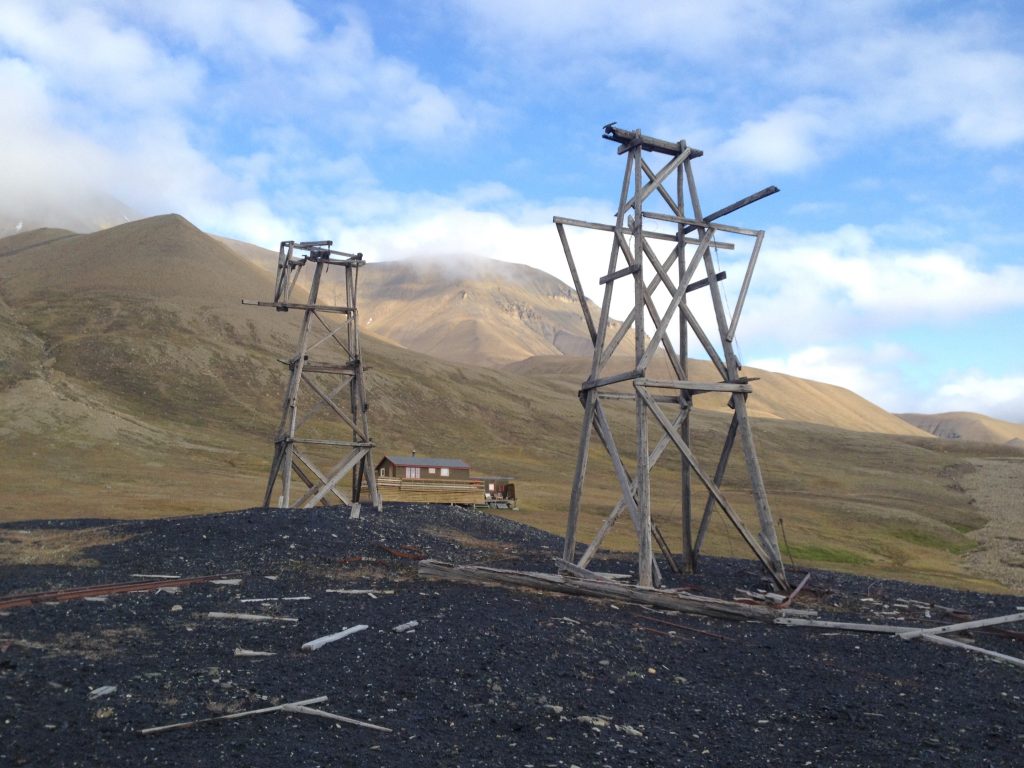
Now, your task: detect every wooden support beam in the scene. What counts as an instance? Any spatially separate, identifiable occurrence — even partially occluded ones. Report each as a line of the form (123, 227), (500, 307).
(726, 230), (763, 342)
(637, 379), (753, 393)
(694, 413), (740, 559)
(551, 216), (733, 249)
(242, 299), (356, 314)
(556, 222), (597, 342)
(600, 262), (641, 285)
(577, 409), (686, 570)
(581, 369), (643, 391)
(602, 124), (702, 158)
(637, 388), (788, 591)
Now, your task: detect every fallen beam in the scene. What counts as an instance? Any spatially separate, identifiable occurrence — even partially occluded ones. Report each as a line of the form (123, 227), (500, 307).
(0, 573), (241, 610)
(139, 696), (328, 735)
(207, 612), (298, 623)
(897, 612), (1024, 640)
(918, 634), (1024, 669)
(418, 559), (792, 622)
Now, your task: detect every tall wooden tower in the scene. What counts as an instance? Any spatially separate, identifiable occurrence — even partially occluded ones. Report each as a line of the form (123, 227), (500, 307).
(245, 240), (380, 512)
(554, 125), (788, 590)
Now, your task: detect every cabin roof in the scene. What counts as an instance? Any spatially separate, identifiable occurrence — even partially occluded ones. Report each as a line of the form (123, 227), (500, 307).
(379, 455), (470, 469)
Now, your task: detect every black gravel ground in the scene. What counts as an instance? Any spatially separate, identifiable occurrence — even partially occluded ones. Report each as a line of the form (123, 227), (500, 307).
(2, 505), (1023, 767)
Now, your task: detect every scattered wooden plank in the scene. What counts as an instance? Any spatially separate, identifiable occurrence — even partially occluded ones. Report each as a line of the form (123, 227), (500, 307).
(234, 648), (276, 657)
(779, 573), (812, 609)
(301, 624), (368, 651)
(280, 704), (392, 732)
(131, 574), (180, 579)
(0, 573), (241, 611)
(207, 612), (298, 623)
(554, 558), (615, 582)
(419, 560), (788, 622)
(239, 597), (311, 603)
(919, 634), (1024, 669)
(774, 617), (907, 633)
(139, 696), (328, 735)
(898, 612), (1024, 640)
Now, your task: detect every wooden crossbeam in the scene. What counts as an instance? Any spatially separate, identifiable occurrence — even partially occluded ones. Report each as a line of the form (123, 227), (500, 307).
(241, 299), (355, 314)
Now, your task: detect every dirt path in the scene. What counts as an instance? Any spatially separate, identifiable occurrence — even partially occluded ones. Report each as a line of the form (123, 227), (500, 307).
(960, 455), (1024, 592)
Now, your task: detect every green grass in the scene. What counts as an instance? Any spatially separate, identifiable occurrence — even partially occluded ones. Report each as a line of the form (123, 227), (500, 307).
(782, 544), (871, 566)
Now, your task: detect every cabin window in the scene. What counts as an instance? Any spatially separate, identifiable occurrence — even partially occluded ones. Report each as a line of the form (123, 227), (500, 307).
(488, 483), (495, 491)
(405, 467), (420, 479)
(428, 467), (436, 475)
(440, 467), (450, 477)
(379, 468), (386, 477)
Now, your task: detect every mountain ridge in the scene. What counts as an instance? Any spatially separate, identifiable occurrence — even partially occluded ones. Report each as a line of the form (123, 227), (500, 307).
(4, 214), (1023, 591)
(899, 411), (1024, 446)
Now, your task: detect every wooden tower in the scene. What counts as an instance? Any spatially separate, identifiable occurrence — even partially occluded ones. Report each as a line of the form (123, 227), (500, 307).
(244, 240), (380, 512)
(554, 125), (788, 590)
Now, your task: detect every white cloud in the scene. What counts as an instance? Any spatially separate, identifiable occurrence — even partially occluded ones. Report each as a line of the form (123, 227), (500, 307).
(716, 100), (841, 173)
(454, 0), (785, 62)
(135, 0), (314, 59)
(0, 1), (478, 238)
(747, 343), (909, 411)
(0, 3), (202, 112)
(459, 2), (1024, 173)
(922, 372), (1024, 423)
(736, 225), (1024, 350)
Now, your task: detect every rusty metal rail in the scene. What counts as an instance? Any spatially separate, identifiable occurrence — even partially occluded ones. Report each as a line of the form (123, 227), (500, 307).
(0, 573), (241, 610)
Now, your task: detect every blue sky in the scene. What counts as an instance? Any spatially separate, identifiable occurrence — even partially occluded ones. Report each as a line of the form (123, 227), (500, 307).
(2, 1), (1023, 421)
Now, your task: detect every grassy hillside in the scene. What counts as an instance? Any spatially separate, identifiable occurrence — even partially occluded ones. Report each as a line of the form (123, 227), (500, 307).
(2, 216), (1021, 592)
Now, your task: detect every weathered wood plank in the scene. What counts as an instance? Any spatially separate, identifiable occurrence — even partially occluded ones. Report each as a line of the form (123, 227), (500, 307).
(918, 634), (1024, 669)
(419, 560), (787, 622)
(898, 612), (1024, 640)
(140, 696), (329, 735)
(302, 624), (368, 651)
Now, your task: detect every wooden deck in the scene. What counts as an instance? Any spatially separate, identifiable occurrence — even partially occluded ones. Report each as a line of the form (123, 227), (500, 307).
(368, 477), (485, 505)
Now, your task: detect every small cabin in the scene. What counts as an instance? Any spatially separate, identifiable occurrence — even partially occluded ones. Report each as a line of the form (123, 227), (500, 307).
(370, 454), (517, 509)
(376, 455), (471, 481)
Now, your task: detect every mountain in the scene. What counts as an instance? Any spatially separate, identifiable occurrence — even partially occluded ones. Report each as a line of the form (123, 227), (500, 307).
(213, 242), (619, 367)
(0, 189), (140, 238)
(2, 215), (1022, 592)
(504, 355), (926, 436)
(898, 411), (1024, 446)
(356, 257), (606, 365)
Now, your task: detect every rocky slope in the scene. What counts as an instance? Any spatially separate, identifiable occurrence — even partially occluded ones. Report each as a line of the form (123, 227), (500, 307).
(1, 505), (1022, 767)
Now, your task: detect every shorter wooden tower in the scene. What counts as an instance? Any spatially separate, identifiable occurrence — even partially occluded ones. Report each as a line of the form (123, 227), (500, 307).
(554, 125), (788, 590)
(245, 240), (380, 511)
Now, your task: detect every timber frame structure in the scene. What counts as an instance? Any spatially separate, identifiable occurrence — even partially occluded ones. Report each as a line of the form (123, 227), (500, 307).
(554, 124), (788, 590)
(244, 240), (380, 511)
